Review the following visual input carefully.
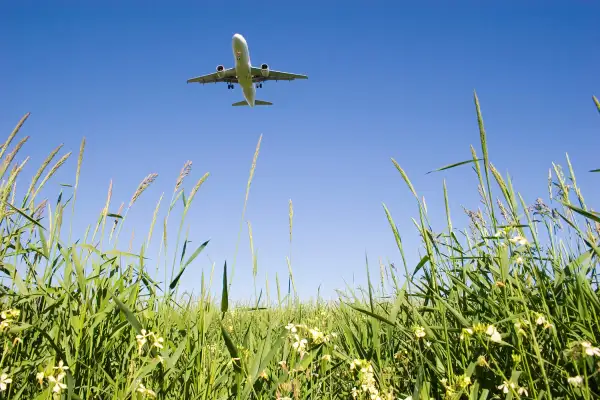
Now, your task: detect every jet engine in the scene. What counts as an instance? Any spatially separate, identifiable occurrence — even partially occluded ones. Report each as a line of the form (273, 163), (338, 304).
(260, 63), (269, 77)
(216, 65), (225, 78)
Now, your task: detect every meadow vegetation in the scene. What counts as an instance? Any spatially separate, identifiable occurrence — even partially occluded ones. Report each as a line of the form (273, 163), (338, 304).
(1, 93), (600, 399)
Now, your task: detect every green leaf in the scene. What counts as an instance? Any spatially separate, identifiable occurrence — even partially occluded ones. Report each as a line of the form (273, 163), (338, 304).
(221, 261), (228, 315)
(169, 239), (209, 290)
(426, 158), (482, 174)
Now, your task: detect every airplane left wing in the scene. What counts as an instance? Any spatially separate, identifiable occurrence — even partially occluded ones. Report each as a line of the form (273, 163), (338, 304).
(250, 67), (308, 81)
(187, 67), (237, 84)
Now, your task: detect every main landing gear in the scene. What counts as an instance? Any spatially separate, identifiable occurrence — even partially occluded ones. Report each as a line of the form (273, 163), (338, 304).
(227, 84), (234, 89)
(255, 83), (263, 89)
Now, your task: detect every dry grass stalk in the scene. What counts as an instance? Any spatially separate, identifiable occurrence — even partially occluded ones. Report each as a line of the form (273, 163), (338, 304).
(129, 173), (158, 208)
(174, 160), (192, 193)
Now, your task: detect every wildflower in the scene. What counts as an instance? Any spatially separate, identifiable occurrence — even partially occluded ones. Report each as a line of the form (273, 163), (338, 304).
(136, 329), (149, 352)
(48, 375), (67, 394)
(486, 325), (502, 343)
(0, 373), (12, 392)
(285, 323), (297, 333)
(0, 309), (19, 320)
(136, 382), (157, 398)
(497, 380), (516, 393)
(151, 335), (164, 349)
(515, 256), (523, 264)
(495, 281), (506, 288)
(511, 353), (522, 363)
(321, 354), (332, 362)
(413, 326), (426, 339)
(309, 327), (325, 344)
(36, 371), (45, 386)
(518, 387), (528, 396)
(460, 328), (473, 340)
(509, 235), (529, 246)
(292, 335), (308, 357)
(259, 370), (268, 380)
(53, 360), (69, 376)
(567, 375), (583, 387)
(581, 341), (600, 357)
(535, 313), (553, 330)
(458, 374), (471, 389)
(477, 355), (489, 368)
(514, 321), (527, 337)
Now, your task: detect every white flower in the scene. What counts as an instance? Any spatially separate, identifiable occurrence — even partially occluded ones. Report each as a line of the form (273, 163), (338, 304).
(567, 375), (583, 387)
(285, 323), (297, 333)
(581, 341), (600, 356)
(509, 235), (529, 246)
(486, 325), (502, 343)
(497, 380), (516, 393)
(518, 386), (528, 396)
(48, 375), (67, 393)
(0, 374), (12, 392)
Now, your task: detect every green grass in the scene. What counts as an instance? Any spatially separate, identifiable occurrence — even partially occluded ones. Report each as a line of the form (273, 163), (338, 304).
(1, 92), (600, 399)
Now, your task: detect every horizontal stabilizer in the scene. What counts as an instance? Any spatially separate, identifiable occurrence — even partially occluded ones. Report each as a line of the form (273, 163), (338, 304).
(232, 99), (273, 106)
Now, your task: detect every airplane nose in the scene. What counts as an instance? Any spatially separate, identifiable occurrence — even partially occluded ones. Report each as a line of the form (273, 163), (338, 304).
(232, 33), (245, 45)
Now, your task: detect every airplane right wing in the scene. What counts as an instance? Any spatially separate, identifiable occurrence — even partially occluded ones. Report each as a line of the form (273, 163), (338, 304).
(250, 67), (308, 81)
(187, 67), (237, 84)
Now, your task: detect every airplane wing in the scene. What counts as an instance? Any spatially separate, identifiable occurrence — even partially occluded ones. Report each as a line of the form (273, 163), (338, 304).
(250, 67), (308, 82)
(187, 67), (237, 84)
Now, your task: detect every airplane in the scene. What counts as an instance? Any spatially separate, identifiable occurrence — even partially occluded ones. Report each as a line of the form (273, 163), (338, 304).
(186, 33), (308, 107)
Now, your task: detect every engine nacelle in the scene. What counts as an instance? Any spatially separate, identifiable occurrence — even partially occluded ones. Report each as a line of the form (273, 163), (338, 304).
(216, 65), (225, 78)
(260, 63), (269, 77)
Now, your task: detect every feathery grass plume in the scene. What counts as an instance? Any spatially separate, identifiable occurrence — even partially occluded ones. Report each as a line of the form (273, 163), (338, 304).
(23, 143), (63, 207)
(113, 172), (158, 247)
(1, 157), (29, 213)
(28, 151), (72, 208)
(0, 112), (29, 162)
(594, 95), (600, 114)
(174, 160), (192, 193)
(100, 179), (113, 248)
(231, 134), (262, 285)
(0, 136), (29, 180)
(183, 172), (209, 214)
(69, 137), (86, 244)
(129, 173), (158, 208)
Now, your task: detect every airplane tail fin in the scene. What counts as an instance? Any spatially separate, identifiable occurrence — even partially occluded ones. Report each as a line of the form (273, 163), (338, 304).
(232, 99), (273, 106)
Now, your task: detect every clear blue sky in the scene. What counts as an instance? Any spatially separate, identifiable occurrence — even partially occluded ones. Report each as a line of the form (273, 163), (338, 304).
(1, 1), (599, 301)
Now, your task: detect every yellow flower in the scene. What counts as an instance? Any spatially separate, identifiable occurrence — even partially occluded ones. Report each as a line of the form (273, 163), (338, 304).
(413, 326), (426, 339)
(321, 354), (332, 362)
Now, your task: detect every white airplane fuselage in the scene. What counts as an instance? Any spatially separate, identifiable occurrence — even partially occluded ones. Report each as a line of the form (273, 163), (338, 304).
(232, 34), (256, 107)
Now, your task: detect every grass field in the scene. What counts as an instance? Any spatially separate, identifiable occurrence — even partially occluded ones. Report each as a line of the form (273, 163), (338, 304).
(1, 92), (600, 399)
